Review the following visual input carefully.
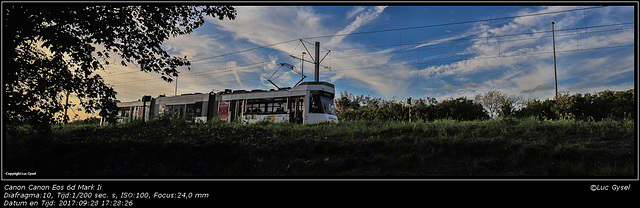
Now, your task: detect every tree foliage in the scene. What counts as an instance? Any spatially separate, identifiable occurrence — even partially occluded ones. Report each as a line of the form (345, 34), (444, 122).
(4, 4), (236, 126)
(336, 91), (489, 122)
(514, 89), (635, 121)
(473, 90), (527, 118)
(336, 88), (633, 122)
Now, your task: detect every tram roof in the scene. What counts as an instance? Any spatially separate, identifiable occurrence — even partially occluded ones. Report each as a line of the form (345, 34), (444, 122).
(117, 100), (144, 108)
(219, 81), (335, 101)
(297, 81), (334, 88)
(221, 81), (334, 95)
(116, 82), (336, 105)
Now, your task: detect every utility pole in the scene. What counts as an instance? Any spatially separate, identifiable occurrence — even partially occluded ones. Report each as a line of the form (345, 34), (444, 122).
(175, 76), (178, 96)
(315, 41), (320, 82)
(289, 40), (330, 82)
(552, 22), (558, 99)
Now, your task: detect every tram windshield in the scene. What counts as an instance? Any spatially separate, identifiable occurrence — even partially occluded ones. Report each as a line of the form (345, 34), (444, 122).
(310, 91), (336, 115)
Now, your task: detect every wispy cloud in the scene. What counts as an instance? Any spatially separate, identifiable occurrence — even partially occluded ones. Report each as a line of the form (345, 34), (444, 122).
(327, 6), (388, 46)
(202, 6), (414, 97)
(346, 6), (366, 19)
(106, 6), (633, 106)
(410, 6), (633, 99)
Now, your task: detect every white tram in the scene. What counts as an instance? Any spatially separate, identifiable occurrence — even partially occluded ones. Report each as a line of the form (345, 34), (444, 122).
(115, 81), (338, 124)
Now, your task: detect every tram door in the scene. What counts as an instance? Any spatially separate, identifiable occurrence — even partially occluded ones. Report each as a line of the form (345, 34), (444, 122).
(229, 100), (243, 122)
(288, 97), (304, 124)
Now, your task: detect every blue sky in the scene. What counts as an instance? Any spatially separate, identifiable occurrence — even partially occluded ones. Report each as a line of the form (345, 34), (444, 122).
(99, 5), (635, 109)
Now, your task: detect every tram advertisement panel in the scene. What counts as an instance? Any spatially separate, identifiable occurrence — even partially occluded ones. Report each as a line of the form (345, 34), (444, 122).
(218, 101), (229, 121)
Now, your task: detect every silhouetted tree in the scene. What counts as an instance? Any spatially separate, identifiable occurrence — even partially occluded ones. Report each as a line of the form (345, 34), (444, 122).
(4, 4), (236, 127)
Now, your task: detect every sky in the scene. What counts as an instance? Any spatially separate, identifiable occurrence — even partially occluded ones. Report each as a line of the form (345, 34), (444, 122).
(85, 5), (635, 120)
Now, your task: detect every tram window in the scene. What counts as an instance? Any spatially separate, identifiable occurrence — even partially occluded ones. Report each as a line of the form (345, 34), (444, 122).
(266, 102), (283, 114)
(185, 102), (203, 118)
(242, 98), (289, 114)
(164, 105), (185, 117)
(186, 103), (196, 118)
(172, 105), (179, 117)
(245, 103), (261, 114)
(195, 101), (203, 117)
(321, 96), (336, 115)
(310, 95), (324, 113)
(298, 97), (304, 111)
(265, 103), (273, 114)
(275, 102), (285, 113)
(245, 104), (251, 114)
(164, 105), (177, 116)
(121, 108), (129, 117)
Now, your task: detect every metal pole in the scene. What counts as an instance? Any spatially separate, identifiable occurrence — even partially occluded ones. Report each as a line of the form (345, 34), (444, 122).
(315, 41), (320, 82)
(64, 91), (69, 124)
(302, 52), (305, 79)
(552, 22), (558, 99)
(175, 76), (178, 96)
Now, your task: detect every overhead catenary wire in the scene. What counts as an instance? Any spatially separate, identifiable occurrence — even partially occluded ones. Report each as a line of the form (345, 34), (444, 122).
(110, 21), (627, 85)
(110, 65), (268, 87)
(108, 24), (632, 87)
(330, 22), (633, 52)
(189, 38), (299, 63)
(111, 6), (624, 100)
(114, 43), (634, 100)
(301, 6), (607, 40)
(161, 6), (609, 66)
(328, 25), (633, 60)
(103, 6), (611, 80)
(100, 59), (232, 78)
(102, 6), (614, 80)
(107, 60), (277, 85)
(329, 44), (635, 74)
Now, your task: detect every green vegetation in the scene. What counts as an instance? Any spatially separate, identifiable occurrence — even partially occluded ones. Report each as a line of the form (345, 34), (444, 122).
(335, 92), (491, 122)
(5, 89), (634, 177)
(5, 117), (634, 177)
(515, 89), (635, 121)
(336, 89), (634, 122)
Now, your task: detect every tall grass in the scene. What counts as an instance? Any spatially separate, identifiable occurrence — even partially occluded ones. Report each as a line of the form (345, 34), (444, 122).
(4, 117), (634, 177)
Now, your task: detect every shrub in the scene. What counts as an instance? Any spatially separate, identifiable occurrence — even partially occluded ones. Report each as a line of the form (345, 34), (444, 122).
(426, 97), (479, 121)
(514, 89), (634, 121)
(514, 99), (557, 120)
(336, 94), (489, 122)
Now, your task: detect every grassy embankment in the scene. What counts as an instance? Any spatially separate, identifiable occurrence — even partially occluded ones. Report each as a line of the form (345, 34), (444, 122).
(5, 117), (635, 177)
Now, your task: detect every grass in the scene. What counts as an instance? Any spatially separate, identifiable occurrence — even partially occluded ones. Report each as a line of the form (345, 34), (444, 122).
(4, 117), (635, 177)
